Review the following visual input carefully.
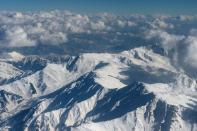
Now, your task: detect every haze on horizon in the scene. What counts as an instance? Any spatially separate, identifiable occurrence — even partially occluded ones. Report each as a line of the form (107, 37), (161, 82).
(0, 0), (196, 15)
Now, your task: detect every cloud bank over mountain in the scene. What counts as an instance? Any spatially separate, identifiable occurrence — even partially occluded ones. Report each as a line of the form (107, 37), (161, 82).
(0, 11), (197, 71)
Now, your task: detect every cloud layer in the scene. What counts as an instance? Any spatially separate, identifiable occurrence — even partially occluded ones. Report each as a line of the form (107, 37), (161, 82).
(0, 11), (197, 71)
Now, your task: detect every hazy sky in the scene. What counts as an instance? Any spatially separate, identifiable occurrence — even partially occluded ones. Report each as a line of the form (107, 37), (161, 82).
(0, 0), (196, 15)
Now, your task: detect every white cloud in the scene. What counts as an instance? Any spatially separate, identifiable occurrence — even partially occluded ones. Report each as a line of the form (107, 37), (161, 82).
(145, 29), (185, 51)
(127, 21), (136, 27)
(185, 36), (197, 68)
(90, 21), (106, 31)
(153, 19), (174, 29)
(190, 28), (197, 36)
(2, 26), (35, 47)
(178, 15), (196, 21)
(39, 32), (68, 45)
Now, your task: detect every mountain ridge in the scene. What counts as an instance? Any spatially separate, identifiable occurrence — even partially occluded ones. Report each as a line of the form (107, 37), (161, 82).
(0, 47), (196, 131)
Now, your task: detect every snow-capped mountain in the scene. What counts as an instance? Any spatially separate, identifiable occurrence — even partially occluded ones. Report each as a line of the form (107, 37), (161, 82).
(0, 47), (196, 131)
(0, 11), (197, 131)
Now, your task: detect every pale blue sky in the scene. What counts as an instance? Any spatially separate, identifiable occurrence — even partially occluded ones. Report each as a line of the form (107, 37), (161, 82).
(0, 0), (196, 15)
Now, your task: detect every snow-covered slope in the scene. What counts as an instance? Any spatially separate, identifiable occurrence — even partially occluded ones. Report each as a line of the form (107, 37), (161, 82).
(0, 61), (24, 83)
(0, 47), (196, 131)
